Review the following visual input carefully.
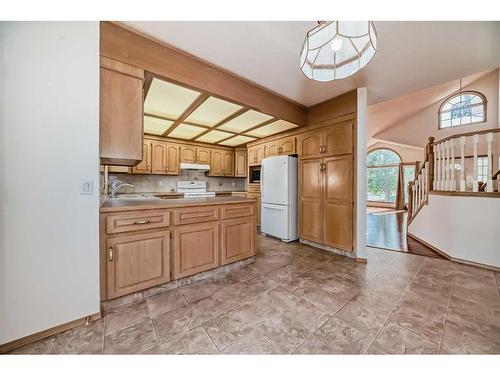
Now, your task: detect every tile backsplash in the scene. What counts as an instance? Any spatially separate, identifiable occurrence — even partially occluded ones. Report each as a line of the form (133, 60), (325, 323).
(104, 170), (247, 194)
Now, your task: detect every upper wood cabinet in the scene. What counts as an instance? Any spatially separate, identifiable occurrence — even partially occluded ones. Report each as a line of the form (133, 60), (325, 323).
(209, 149), (223, 176)
(248, 144), (265, 166)
(196, 147), (211, 164)
(180, 145), (197, 163)
(106, 230), (171, 299)
(234, 150), (247, 177)
(100, 57), (144, 166)
(264, 136), (296, 158)
(222, 150), (235, 176)
(132, 140), (152, 174)
(298, 121), (353, 159)
(151, 141), (180, 175)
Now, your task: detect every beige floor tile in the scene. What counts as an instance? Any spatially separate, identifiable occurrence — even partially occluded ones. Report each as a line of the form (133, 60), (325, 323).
(144, 326), (218, 354)
(369, 322), (438, 354)
(293, 335), (336, 354)
(179, 274), (237, 303)
(315, 316), (373, 354)
(46, 320), (104, 354)
(440, 320), (500, 354)
(8, 338), (50, 354)
(104, 320), (157, 354)
(146, 289), (187, 318)
(221, 327), (288, 354)
(153, 304), (202, 342)
(281, 298), (331, 333)
(104, 300), (150, 336)
(190, 292), (242, 323)
(255, 314), (311, 352)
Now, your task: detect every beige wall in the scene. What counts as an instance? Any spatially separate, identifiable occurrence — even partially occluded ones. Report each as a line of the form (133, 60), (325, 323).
(375, 69), (499, 148)
(368, 141), (425, 163)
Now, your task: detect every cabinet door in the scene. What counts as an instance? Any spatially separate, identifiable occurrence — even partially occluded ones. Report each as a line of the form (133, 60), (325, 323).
(223, 151), (234, 176)
(151, 142), (166, 174)
(221, 218), (256, 265)
(323, 121), (353, 156)
(248, 147), (258, 166)
(279, 137), (296, 155)
(265, 141), (281, 157)
(322, 155), (353, 251)
(165, 143), (180, 175)
(132, 140), (152, 174)
(196, 147), (211, 164)
(210, 150), (223, 176)
(99, 62), (144, 166)
(181, 145), (197, 163)
(298, 129), (323, 159)
(173, 222), (219, 279)
(299, 159), (323, 243)
(106, 231), (170, 299)
(234, 150), (247, 177)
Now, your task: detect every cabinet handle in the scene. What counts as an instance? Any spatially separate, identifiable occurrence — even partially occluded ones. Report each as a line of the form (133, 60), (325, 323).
(108, 247), (113, 262)
(134, 219), (150, 225)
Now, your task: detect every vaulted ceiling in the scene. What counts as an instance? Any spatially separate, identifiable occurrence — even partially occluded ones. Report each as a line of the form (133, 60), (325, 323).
(124, 21), (500, 107)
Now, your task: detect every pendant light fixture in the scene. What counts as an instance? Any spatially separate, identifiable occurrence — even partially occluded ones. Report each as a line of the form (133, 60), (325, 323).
(300, 21), (378, 82)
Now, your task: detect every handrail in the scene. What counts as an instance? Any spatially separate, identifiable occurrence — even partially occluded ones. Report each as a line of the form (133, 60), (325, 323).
(432, 128), (500, 146)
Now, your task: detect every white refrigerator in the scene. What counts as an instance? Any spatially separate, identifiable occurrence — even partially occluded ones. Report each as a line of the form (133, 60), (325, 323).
(260, 155), (298, 242)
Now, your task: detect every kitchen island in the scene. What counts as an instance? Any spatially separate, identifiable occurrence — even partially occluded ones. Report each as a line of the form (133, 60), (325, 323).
(99, 196), (257, 303)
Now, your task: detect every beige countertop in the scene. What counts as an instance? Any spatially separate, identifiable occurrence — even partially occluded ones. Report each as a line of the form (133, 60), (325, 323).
(100, 195), (257, 213)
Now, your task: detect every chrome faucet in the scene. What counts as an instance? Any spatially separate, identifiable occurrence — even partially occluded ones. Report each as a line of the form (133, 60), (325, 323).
(110, 179), (135, 198)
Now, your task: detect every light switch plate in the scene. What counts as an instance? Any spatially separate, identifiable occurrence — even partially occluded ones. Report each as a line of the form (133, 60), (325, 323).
(80, 180), (93, 195)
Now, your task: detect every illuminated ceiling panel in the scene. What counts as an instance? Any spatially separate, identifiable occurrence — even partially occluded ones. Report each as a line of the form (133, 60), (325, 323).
(168, 124), (206, 139)
(185, 97), (242, 126)
(245, 119), (299, 137)
(218, 110), (272, 133)
(195, 130), (233, 143)
(144, 116), (174, 135)
(219, 135), (257, 147)
(144, 78), (200, 119)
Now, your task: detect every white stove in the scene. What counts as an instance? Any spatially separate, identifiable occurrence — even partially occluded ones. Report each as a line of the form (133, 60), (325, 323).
(176, 180), (216, 198)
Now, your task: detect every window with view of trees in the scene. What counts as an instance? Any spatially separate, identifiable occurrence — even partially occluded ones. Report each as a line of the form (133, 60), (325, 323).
(439, 91), (486, 129)
(367, 149), (402, 203)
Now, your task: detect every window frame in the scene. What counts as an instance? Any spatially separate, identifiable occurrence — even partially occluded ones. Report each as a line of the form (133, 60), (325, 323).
(438, 90), (487, 130)
(366, 148), (403, 204)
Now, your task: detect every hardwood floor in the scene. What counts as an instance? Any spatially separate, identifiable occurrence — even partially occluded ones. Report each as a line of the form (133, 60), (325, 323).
(366, 208), (444, 259)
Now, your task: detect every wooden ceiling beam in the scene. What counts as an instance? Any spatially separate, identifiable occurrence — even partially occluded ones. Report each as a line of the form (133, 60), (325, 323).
(143, 72), (154, 100)
(100, 22), (308, 126)
(192, 108), (250, 141)
(162, 93), (210, 137)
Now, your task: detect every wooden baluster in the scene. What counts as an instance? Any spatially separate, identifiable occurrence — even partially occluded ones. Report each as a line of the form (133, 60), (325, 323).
(427, 137), (435, 191)
(417, 174), (422, 207)
(459, 136), (466, 192)
(472, 134), (479, 192)
(407, 182), (413, 218)
(450, 138), (455, 191)
(433, 144), (437, 191)
(486, 132), (493, 192)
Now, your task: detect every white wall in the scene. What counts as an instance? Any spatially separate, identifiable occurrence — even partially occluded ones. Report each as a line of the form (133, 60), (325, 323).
(408, 194), (500, 268)
(0, 22), (100, 344)
(356, 88), (368, 260)
(368, 141), (425, 164)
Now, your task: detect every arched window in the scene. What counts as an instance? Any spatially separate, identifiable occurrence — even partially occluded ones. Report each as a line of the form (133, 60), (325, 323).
(367, 148), (402, 203)
(439, 91), (486, 129)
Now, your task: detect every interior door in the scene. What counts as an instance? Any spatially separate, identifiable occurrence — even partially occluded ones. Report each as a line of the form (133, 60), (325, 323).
(322, 155), (353, 251)
(261, 156), (288, 205)
(299, 159), (322, 243)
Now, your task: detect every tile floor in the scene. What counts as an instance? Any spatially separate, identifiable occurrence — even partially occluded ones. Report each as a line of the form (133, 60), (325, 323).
(9, 235), (500, 354)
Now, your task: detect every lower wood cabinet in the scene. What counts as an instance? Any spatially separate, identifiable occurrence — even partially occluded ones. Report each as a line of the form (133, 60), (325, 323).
(246, 193), (261, 226)
(106, 230), (171, 299)
(221, 217), (256, 265)
(173, 222), (219, 279)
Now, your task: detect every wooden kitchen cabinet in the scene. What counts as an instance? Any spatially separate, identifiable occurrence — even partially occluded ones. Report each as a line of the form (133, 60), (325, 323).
(132, 140), (152, 174)
(298, 121), (353, 160)
(221, 217), (256, 265)
(264, 137), (296, 157)
(222, 150), (235, 176)
(234, 149), (247, 177)
(150, 141), (180, 175)
(180, 145), (197, 163)
(248, 144), (265, 166)
(246, 192), (261, 226)
(173, 222), (219, 279)
(196, 147), (211, 164)
(106, 230), (171, 299)
(100, 57), (144, 166)
(298, 159), (323, 243)
(209, 149), (223, 176)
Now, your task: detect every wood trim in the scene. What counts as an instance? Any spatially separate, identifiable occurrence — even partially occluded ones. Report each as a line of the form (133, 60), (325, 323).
(307, 90), (357, 126)
(194, 108), (250, 141)
(355, 257), (368, 264)
(100, 22), (307, 126)
(406, 233), (450, 259)
(144, 134), (235, 151)
(143, 72), (154, 99)
(429, 191), (500, 198)
(433, 127), (500, 145)
(162, 93), (210, 136)
(437, 90), (487, 130)
(100, 56), (144, 80)
(0, 312), (101, 354)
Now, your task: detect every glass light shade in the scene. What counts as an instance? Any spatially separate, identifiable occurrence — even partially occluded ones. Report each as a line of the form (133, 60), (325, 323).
(300, 21), (377, 82)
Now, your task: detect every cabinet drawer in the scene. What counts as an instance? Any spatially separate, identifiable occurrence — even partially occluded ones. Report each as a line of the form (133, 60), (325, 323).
(248, 184), (260, 193)
(173, 206), (219, 225)
(222, 204), (255, 219)
(106, 210), (170, 234)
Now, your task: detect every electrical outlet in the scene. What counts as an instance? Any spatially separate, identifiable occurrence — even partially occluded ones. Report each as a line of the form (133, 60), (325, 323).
(80, 180), (93, 195)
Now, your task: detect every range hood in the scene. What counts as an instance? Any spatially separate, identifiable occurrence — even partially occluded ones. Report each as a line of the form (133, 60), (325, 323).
(180, 162), (210, 171)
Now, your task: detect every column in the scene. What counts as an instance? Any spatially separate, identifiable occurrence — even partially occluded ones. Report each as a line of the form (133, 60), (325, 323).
(459, 136), (466, 192)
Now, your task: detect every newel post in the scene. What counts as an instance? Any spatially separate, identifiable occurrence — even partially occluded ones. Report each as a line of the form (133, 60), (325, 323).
(426, 137), (435, 191)
(407, 181), (414, 219)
